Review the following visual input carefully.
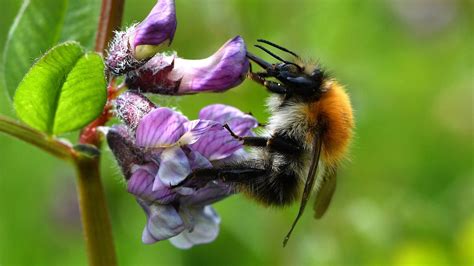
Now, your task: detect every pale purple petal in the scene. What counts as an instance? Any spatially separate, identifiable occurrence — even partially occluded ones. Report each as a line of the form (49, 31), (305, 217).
(169, 206), (220, 249)
(157, 146), (191, 187)
(135, 107), (188, 147)
(126, 36), (249, 94)
(211, 148), (248, 166)
(186, 149), (212, 170)
(142, 203), (185, 243)
(115, 91), (156, 131)
(128, 166), (176, 204)
(199, 104), (258, 136)
(199, 104), (247, 123)
(106, 125), (145, 179)
(190, 128), (242, 161)
(142, 226), (159, 244)
(133, 0), (177, 48)
(179, 182), (233, 206)
(180, 120), (221, 145)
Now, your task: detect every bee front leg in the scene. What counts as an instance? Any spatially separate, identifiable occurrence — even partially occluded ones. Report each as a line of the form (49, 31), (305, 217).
(263, 80), (288, 94)
(247, 71), (266, 85)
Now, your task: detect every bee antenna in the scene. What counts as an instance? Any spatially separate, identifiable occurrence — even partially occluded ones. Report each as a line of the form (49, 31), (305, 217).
(254, 45), (287, 63)
(254, 45), (302, 71)
(257, 39), (300, 58)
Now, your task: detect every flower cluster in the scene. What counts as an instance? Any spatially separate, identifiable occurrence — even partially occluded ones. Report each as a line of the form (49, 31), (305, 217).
(107, 92), (257, 248)
(105, 0), (254, 249)
(105, 0), (249, 94)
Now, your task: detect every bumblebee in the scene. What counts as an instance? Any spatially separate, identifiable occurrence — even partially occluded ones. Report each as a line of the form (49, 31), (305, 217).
(178, 39), (354, 246)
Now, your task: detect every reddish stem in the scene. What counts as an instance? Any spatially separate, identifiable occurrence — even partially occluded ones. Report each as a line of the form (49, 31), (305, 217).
(79, 0), (125, 146)
(95, 0), (125, 53)
(79, 81), (118, 146)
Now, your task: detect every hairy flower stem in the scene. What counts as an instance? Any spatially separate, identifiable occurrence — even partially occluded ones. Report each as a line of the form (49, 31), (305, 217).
(75, 0), (125, 265)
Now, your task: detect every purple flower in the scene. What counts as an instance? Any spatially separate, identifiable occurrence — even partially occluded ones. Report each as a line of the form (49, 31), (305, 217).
(106, 0), (177, 75)
(133, 0), (177, 59)
(107, 95), (258, 248)
(135, 108), (226, 188)
(105, 0), (249, 97)
(191, 104), (258, 161)
(126, 36), (249, 95)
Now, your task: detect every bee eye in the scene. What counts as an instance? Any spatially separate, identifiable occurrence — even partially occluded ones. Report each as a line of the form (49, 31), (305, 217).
(311, 69), (323, 80)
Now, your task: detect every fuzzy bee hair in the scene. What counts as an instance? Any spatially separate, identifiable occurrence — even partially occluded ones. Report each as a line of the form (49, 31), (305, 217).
(178, 40), (354, 246)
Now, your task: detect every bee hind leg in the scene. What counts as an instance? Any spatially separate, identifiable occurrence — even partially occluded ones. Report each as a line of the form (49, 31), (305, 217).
(174, 163), (300, 207)
(172, 167), (266, 189)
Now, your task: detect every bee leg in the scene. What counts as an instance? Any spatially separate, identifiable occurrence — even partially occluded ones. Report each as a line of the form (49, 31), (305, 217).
(173, 167), (266, 189)
(247, 71), (266, 85)
(245, 112), (267, 127)
(264, 80), (288, 94)
(266, 135), (302, 154)
(223, 124), (301, 154)
(175, 162), (300, 207)
(223, 124), (266, 147)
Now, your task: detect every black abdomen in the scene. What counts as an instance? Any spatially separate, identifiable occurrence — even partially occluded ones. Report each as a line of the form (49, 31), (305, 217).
(252, 164), (301, 206)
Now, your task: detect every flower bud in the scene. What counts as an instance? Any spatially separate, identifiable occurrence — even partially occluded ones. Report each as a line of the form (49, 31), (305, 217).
(126, 36), (249, 95)
(106, 0), (177, 75)
(114, 91), (156, 131)
(132, 0), (177, 60)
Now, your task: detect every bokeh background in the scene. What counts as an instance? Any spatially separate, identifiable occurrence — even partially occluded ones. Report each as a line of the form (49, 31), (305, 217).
(0, 0), (472, 265)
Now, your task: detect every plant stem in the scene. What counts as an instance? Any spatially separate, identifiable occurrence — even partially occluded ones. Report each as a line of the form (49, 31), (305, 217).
(74, 155), (117, 266)
(0, 115), (75, 160)
(74, 0), (125, 265)
(81, 0), (125, 145)
(95, 0), (125, 53)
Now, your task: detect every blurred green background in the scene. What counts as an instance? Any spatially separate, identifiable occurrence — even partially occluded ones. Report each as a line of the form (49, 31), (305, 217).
(0, 0), (473, 265)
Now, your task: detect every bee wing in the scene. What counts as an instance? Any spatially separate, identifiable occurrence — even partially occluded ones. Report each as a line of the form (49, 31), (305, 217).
(283, 134), (322, 247)
(313, 166), (337, 219)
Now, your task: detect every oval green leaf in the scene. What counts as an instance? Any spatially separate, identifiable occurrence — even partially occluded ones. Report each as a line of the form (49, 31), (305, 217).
(14, 42), (106, 135)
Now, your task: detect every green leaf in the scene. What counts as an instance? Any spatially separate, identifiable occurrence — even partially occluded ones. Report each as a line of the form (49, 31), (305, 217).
(60, 0), (101, 48)
(14, 42), (106, 135)
(2, 0), (100, 99)
(53, 51), (106, 134)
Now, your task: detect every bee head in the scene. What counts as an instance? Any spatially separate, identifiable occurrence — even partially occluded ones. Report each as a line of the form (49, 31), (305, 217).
(247, 40), (327, 99)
